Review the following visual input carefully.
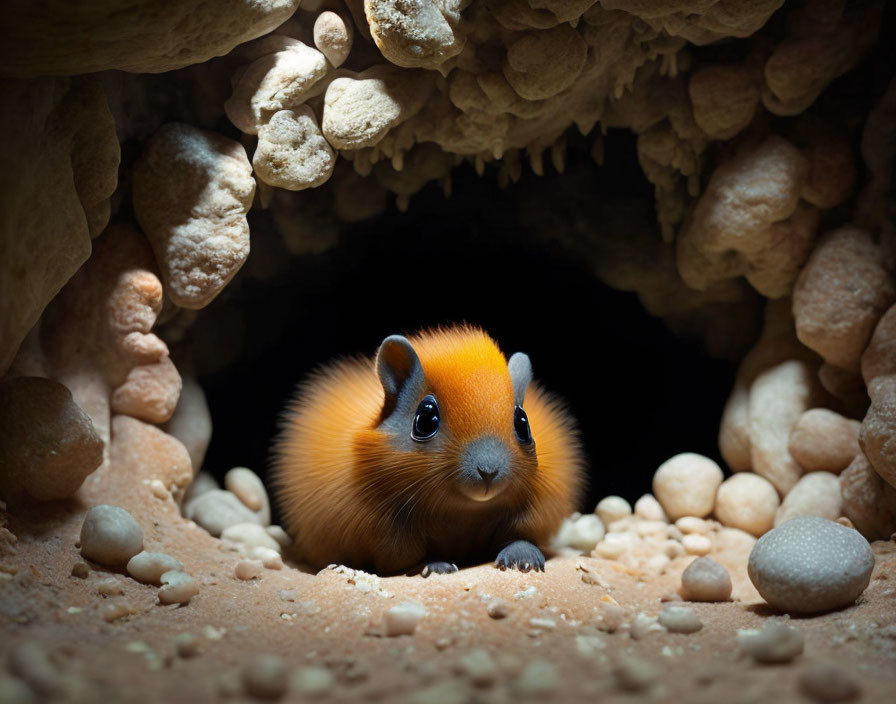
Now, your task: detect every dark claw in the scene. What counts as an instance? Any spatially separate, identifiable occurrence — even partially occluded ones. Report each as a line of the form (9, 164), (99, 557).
(495, 541), (545, 572)
(421, 561), (459, 578)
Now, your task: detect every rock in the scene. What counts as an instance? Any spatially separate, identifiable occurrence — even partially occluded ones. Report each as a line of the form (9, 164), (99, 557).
(0, 1), (300, 75)
(614, 655), (658, 693)
(682, 534), (712, 556)
(503, 25), (587, 101)
(839, 452), (896, 540)
(173, 633), (202, 659)
(224, 467), (271, 524)
(486, 598), (509, 619)
(860, 376), (896, 489)
(652, 453), (724, 520)
(158, 570), (199, 605)
(861, 304), (896, 384)
(254, 107), (335, 191)
(657, 605), (703, 633)
(737, 622), (804, 663)
(290, 666), (335, 697)
(182, 471), (218, 507)
(798, 662), (861, 702)
(688, 64), (760, 140)
(514, 659), (558, 696)
(748, 516), (874, 613)
(185, 490), (261, 537)
(242, 654), (288, 700)
(221, 523), (281, 553)
(774, 472), (842, 526)
(789, 409), (861, 473)
(313, 11), (353, 68)
(0, 76), (118, 377)
(552, 513), (605, 552)
(132, 123), (255, 309)
(110, 416), (193, 502)
(679, 557), (732, 602)
(455, 648), (498, 687)
(126, 551), (184, 585)
(633, 494), (668, 522)
(749, 359), (816, 494)
(595, 496), (631, 526)
(384, 602), (426, 636)
(235, 559), (264, 580)
(792, 227), (896, 372)
(365, 0), (465, 70)
(251, 547), (283, 570)
(110, 357), (182, 424)
(0, 377), (103, 502)
(675, 517), (710, 534)
(80, 505), (143, 566)
(714, 473), (780, 537)
(161, 377), (212, 473)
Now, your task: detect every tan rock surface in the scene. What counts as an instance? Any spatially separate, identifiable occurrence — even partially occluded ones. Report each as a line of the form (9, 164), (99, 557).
(840, 453), (896, 541)
(788, 408), (860, 474)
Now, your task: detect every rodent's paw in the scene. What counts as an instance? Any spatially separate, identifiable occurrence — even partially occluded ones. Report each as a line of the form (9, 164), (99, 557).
(421, 561), (459, 578)
(495, 541), (545, 573)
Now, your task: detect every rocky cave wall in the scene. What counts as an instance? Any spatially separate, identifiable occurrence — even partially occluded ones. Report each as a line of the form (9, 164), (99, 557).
(1, 0), (896, 552)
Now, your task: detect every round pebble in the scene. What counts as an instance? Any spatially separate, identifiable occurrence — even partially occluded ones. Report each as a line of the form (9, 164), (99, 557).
(614, 656), (658, 692)
(243, 654), (288, 699)
(653, 453), (723, 520)
(224, 467), (270, 524)
(384, 602), (426, 636)
(682, 534), (712, 556)
(127, 551), (184, 585)
(594, 533), (633, 560)
(251, 546), (283, 570)
(174, 633), (202, 658)
(798, 662), (861, 702)
(222, 522), (281, 553)
(714, 473), (780, 537)
(737, 622), (804, 663)
(290, 666), (335, 697)
(185, 489), (260, 537)
(774, 471), (842, 527)
(557, 513), (605, 551)
(456, 648), (498, 687)
(675, 516), (710, 534)
(80, 504), (144, 566)
(634, 494), (668, 522)
(595, 496), (632, 526)
(486, 598), (509, 619)
(679, 557), (732, 602)
(514, 659), (557, 696)
(235, 559), (264, 580)
(158, 570), (199, 605)
(747, 516), (874, 613)
(657, 605), (703, 633)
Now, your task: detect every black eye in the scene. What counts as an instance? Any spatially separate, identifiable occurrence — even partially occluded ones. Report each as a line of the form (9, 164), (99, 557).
(514, 405), (532, 444)
(412, 395), (440, 441)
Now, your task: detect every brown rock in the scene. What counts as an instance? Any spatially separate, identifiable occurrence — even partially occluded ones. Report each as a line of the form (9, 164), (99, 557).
(792, 227), (896, 372)
(0, 377), (103, 502)
(774, 472), (843, 527)
(110, 416), (192, 502)
(110, 357), (183, 425)
(860, 377), (896, 489)
(817, 364), (870, 419)
(839, 452), (896, 541)
(789, 408), (861, 474)
(132, 123), (255, 309)
(0, 76), (119, 376)
(861, 304), (896, 384)
(0, 1), (300, 76)
(688, 64), (761, 140)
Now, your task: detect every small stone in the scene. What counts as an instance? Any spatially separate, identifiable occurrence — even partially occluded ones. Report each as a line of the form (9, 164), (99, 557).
(243, 654), (288, 700)
(289, 666), (334, 697)
(737, 622), (804, 663)
(789, 409), (861, 473)
(96, 577), (125, 596)
(101, 599), (134, 622)
(653, 453), (724, 520)
(149, 479), (168, 499)
(774, 472), (843, 527)
(714, 473), (780, 537)
(235, 559), (264, 581)
(456, 648), (498, 687)
(266, 525), (292, 549)
(658, 605), (703, 633)
(634, 494), (668, 522)
(185, 489), (261, 537)
(71, 562), (90, 578)
(614, 655), (658, 692)
(680, 557), (732, 602)
(384, 602), (426, 636)
(486, 598), (509, 619)
(595, 496), (632, 526)
(798, 662), (861, 702)
(514, 659), (557, 696)
(630, 612), (664, 639)
(174, 633), (202, 658)
(224, 467), (270, 524)
(593, 532), (632, 560)
(127, 551), (184, 585)
(748, 516), (874, 613)
(313, 10), (353, 68)
(554, 513), (605, 551)
(675, 516), (710, 534)
(80, 505), (144, 566)
(251, 547), (283, 570)
(158, 570), (199, 605)
(222, 523), (281, 553)
(682, 534), (712, 556)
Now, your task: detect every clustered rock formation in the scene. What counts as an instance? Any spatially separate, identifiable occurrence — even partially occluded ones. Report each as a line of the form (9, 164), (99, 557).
(0, 0), (895, 551)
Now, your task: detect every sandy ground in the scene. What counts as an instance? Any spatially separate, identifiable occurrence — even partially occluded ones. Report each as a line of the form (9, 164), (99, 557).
(2, 428), (896, 703)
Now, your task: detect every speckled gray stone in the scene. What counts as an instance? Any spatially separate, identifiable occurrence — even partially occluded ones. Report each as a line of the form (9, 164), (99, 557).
(748, 516), (874, 613)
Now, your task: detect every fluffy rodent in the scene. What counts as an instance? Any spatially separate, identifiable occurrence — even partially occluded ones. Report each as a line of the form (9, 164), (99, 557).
(271, 325), (585, 575)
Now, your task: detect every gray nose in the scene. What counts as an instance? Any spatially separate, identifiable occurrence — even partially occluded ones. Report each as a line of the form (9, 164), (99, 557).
(460, 436), (510, 486)
(477, 467), (498, 486)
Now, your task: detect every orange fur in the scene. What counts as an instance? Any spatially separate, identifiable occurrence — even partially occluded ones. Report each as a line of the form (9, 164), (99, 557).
(271, 325), (585, 573)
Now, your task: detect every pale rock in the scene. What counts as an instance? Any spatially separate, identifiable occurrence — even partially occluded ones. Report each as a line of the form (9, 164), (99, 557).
(715, 473), (780, 537)
(652, 453), (723, 520)
(80, 505), (143, 566)
(774, 472), (843, 527)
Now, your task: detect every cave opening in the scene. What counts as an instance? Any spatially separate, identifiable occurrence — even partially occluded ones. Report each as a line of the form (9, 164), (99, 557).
(197, 130), (738, 516)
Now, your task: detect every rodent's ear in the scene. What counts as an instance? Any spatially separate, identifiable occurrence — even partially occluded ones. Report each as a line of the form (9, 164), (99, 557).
(508, 352), (532, 406)
(376, 335), (426, 418)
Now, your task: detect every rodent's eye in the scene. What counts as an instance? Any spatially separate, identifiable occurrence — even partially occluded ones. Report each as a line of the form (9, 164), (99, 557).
(412, 395), (440, 442)
(514, 405), (533, 444)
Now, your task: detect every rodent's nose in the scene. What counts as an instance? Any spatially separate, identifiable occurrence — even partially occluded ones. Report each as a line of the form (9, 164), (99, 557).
(477, 467), (498, 487)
